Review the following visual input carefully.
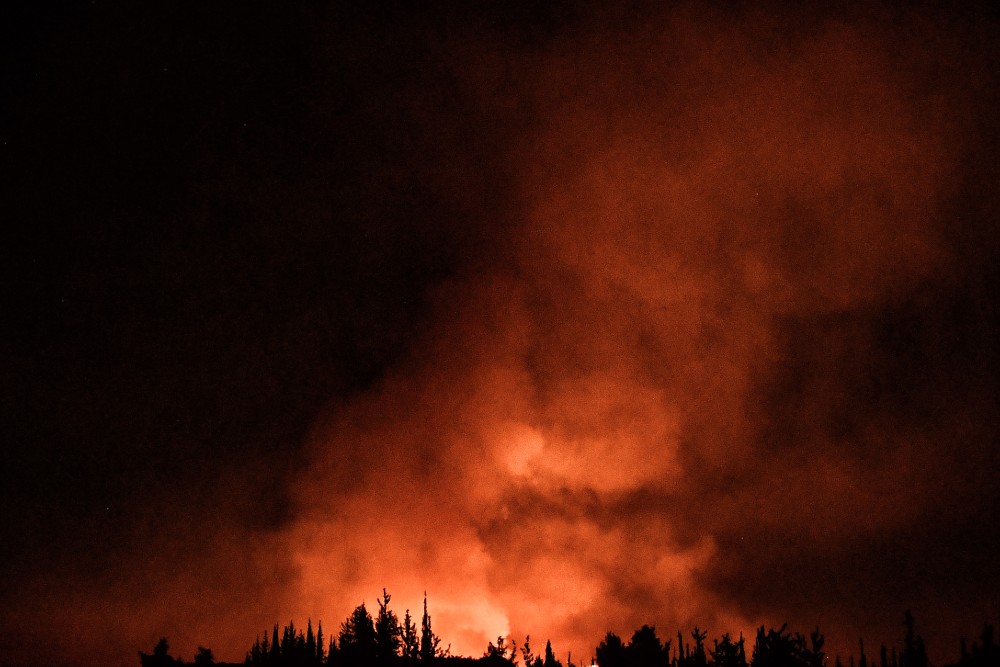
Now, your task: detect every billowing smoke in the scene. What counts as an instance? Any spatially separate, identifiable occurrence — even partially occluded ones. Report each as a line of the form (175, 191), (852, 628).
(5, 4), (996, 667)
(289, 4), (999, 664)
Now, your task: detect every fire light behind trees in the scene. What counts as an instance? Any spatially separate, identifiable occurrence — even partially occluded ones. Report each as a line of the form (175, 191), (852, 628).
(290, 5), (999, 661)
(146, 593), (998, 667)
(4, 3), (998, 667)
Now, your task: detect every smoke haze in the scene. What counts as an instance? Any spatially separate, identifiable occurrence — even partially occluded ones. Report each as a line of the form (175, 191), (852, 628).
(2, 3), (998, 666)
(291, 3), (999, 663)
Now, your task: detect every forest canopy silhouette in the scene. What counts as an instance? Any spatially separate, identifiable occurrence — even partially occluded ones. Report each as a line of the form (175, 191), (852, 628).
(138, 591), (998, 667)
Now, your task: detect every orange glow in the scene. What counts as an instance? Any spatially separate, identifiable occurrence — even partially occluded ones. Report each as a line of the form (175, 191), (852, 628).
(281, 7), (995, 665)
(9, 5), (995, 667)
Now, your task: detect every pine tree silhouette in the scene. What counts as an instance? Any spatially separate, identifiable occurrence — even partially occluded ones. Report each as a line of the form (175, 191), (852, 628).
(307, 619), (317, 663)
(329, 636), (340, 667)
(225, 594), (997, 667)
(376, 589), (403, 662)
(403, 609), (420, 660)
(271, 624), (282, 664)
(420, 593), (442, 661)
(341, 603), (378, 667)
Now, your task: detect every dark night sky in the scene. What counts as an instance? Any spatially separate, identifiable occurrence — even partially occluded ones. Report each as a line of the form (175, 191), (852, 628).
(2, 3), (999, 667)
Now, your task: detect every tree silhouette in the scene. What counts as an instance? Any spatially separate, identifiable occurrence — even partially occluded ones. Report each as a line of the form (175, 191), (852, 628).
(341, 603), (378, 667)
(307, 620), (317, 663)
(328, 636), (340, 667)
(978, 624), (999, 665)
(596, 632), (627, 667)
(544, 640), (562, 667)
(223, 594), (997, 667)
(712, 633), (747, 667)
(272, 624), (282, 664)
(751, 624), (808, 667)
(194, 646), (214, 666)
(139, 637), (177, 667)
(420, 593), (443, 660)
(484, 636), (518, 665)
(376, 589), (403, 662)
(805, 629), (825, 667)
(959, 623), (1000, 667)
(628, 625), (667, 667)
(402, 609), (420, 660)
(522, 635), (544, 667)
(899, 611), (928, 667)
(281, 620), (309, 665)
(248, 636), (262, 665)
(689, 628), (708, 667)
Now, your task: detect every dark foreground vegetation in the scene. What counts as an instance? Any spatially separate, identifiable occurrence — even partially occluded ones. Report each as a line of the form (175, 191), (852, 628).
(139, 590), (999, 667)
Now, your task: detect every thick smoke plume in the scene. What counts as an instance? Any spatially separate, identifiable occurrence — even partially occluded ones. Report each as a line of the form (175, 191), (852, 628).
(4, 5), (996, 667)
(290, 4), (999, 664)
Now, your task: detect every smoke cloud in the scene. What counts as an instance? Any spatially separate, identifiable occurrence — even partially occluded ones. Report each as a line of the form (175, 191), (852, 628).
(4, 4), (997, 667)
(288, 4), (999, 664)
